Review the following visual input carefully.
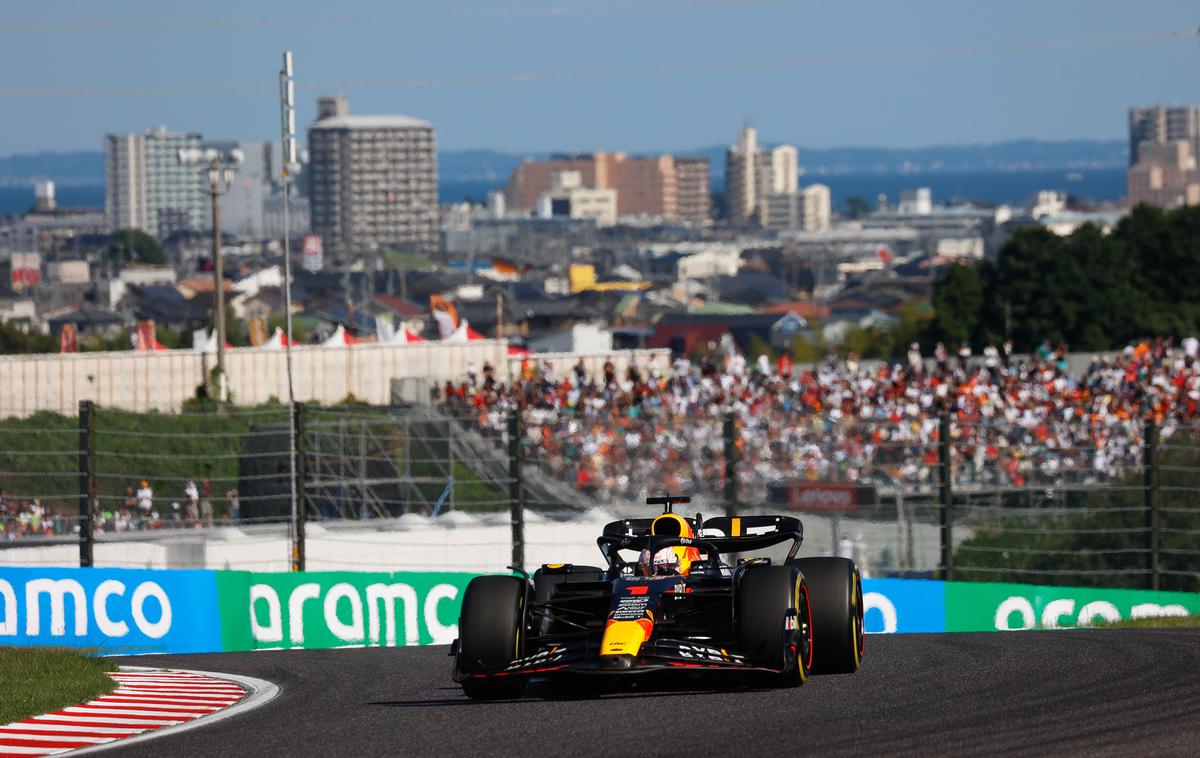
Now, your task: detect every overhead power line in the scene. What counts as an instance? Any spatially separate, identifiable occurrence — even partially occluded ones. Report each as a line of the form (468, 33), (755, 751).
(0, 1), (793, 32)
(0, 28), (1193, 99)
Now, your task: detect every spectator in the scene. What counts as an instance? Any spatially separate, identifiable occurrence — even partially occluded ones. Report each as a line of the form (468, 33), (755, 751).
(136, 480), (154, 522)
(201, 476), (214, 527)
(227, 488), (241, 524)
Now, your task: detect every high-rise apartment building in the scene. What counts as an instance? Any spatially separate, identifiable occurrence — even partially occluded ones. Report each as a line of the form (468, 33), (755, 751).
(757, 144), (799, 197)
(505, 151), (706, 222)
(308, 96), (438, 259)
(1129, 105), (1200, 166)
(725, 126), (758, 222)
(105, 134), (145, 231)
(799, 183), (831, 231)
(726, 126), (800, 225)
(1127, 140), (1200, 208)
(759, 184), (831, 231)
(105, 126), (206, 238)
(675, 157), (711, 225)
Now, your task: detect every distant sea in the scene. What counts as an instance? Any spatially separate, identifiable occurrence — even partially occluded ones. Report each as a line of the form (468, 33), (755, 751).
(0, 169), (1127, 216)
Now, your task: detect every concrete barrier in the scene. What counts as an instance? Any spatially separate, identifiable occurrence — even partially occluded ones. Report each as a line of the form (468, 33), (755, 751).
(0, 344), (668, 417)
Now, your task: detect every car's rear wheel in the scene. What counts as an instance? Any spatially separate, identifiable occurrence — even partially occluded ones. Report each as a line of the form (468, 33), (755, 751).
(789, 557), (864, 674)
(457, 575), (528, 700)
(736, 565), (812, 686)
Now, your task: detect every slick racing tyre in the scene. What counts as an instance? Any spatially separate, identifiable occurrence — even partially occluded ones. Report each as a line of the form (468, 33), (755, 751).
(790, 557), (864, 675)
(736, 565), (813, 687)
(457, 575), (527, 700)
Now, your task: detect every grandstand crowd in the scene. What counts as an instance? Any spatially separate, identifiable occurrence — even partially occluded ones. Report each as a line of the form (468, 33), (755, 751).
(440, 337), (1200, 502)
(6, 338), (1200, 540)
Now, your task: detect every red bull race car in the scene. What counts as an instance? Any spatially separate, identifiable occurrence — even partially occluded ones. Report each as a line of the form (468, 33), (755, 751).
(451, 496), (864, 699)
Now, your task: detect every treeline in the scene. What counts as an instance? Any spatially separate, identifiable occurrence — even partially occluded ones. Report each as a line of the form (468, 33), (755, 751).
(929, 204), (1200, 352)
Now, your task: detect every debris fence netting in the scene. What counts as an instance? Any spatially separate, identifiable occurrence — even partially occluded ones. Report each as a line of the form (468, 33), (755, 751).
(0, 403), (1195, 589)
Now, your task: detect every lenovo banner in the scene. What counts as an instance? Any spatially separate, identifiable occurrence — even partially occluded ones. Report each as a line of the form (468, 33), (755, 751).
(767, 481), (879, 512)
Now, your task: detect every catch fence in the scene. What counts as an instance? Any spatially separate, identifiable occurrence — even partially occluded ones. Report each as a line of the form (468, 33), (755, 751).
(2, 401), (1198, 590)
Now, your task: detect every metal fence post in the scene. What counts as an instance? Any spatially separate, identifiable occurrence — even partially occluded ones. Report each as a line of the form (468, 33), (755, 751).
(508, 409), (525, 571)
(1144, 417), (1159, 591)
(723, 410), (737, 517)
(78, 400), (94, 568)
(292, 402), (307, 572)
(938, 412), (953, 581)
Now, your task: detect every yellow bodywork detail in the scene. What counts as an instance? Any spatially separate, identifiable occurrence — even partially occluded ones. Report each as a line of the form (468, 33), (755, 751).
(730, 517), (742, 536)
(545, 563), (565, 569)
(601, 620), (649, 656)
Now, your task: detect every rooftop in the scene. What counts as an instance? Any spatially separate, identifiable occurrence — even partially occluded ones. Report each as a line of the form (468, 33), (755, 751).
(311, 114), (433, 130)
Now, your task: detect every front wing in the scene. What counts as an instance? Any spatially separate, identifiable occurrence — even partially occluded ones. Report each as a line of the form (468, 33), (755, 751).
(454, 638), (782, 682)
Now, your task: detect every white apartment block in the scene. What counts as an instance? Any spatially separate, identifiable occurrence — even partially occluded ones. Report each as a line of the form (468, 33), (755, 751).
(105, 133), (145, 231)
(726, 126), (759, 222)
(726, 125), (800, 227)
(105, 127), (207, 238)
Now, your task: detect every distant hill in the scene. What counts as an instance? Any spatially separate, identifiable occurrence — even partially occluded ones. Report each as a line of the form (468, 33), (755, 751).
(0, 139), (1127, 188)
(679, 139), (1128, 179)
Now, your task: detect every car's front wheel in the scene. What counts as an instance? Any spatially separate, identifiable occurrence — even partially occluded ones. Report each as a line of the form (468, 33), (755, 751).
(736, 565), (812, 687)
(456, 575), (527, 700)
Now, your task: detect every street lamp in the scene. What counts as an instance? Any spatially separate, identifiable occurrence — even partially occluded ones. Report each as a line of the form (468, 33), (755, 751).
(179, 146), (242, 402)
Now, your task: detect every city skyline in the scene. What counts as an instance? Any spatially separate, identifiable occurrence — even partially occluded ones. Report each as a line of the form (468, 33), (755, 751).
(0, 0), (1197, 156)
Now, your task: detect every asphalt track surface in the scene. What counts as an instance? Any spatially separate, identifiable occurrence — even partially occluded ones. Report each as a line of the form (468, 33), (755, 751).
(112, 630), (1200, 757)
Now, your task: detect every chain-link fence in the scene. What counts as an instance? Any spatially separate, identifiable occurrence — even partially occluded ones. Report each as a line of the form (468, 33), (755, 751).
(3, 399), (1198, 589)
(0, 410), (84, 543)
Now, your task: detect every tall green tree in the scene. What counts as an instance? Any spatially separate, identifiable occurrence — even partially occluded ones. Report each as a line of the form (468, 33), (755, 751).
(107, 229), (165, 265)
(929, 262), (984, 347)
(844, 196), (871, 220)
(925, 205), (1200, 351)
(0, 322), (58, 354)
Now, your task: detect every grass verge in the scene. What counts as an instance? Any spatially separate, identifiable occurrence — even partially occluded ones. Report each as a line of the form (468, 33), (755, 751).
(0, 648), (116, 724)
(1092, 615), (1200, 630)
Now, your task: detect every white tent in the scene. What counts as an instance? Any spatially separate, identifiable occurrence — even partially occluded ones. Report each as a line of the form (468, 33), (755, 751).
(262, 327), (293, 350)
(321, 324), (359, 347)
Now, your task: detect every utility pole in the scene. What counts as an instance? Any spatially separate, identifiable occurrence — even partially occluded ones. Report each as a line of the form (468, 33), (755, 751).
(210, 161), (226, 391)
(179, 147), (241, 403)
(280, 50), (302, 570)
(495, 291), (504, 339)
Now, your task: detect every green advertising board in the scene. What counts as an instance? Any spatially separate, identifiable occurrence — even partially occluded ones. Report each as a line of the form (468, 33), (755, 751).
(214, 571), (480, 651)
(943, 581), (1200, 632)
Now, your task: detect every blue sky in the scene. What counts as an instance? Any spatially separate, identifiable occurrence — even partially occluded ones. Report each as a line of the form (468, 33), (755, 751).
(0, 0), (1197, 155)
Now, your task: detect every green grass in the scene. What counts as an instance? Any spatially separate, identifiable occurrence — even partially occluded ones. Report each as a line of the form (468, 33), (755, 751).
(0, 648), (116, 724)
(1092, 615), (1200, 630)
(0, 404), (509, 520)
(0, 406), (289, 521)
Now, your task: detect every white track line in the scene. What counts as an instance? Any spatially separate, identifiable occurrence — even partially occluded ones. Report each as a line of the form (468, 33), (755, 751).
(0, 668), (277, 758)
(71, 668), (279, 756)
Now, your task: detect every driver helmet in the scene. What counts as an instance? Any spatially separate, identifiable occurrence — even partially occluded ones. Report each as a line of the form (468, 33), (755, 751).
(637, 547), (682, 576)
(648, 512), (702, 576)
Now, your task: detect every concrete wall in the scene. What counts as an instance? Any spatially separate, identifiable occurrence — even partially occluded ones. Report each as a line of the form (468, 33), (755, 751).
(0, 344), (672, 418)
(0, 508), (945, 576)
(0, 342), (507, 417)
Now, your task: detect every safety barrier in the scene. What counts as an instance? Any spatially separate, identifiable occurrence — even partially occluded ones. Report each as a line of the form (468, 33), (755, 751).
(1, 567), (1197, 655)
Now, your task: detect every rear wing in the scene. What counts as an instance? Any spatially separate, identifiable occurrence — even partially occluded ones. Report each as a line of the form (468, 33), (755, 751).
(601, 514), (803, 554)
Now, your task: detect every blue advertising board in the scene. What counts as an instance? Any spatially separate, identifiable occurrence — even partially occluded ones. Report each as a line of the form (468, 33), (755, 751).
(861, 578), (946, 634)
(0, 567), (222, 655)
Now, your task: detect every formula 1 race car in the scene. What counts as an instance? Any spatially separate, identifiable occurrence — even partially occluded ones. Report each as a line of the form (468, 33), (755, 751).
(451, 496), (864, 699)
